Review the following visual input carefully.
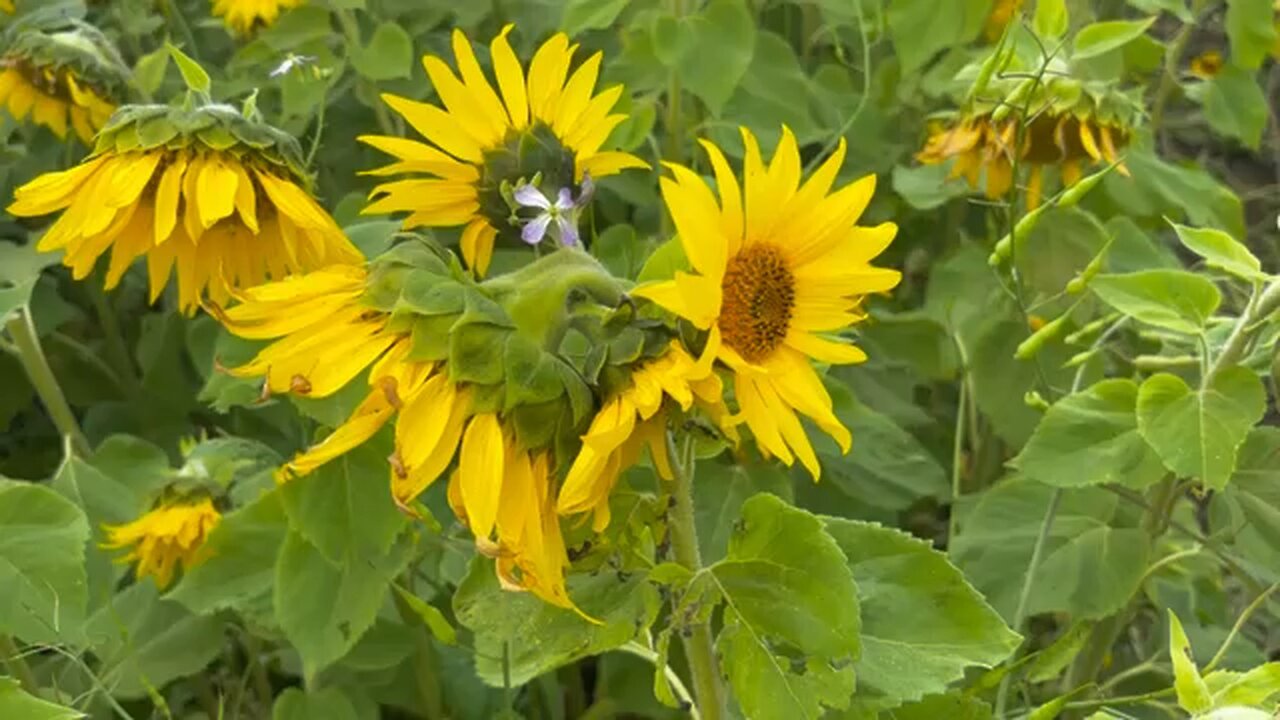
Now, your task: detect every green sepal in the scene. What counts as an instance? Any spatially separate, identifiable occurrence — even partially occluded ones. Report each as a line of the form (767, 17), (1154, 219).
(502, 335), (568, 410)
(448, 322), (509, 386)
(408, 314), (457, 362)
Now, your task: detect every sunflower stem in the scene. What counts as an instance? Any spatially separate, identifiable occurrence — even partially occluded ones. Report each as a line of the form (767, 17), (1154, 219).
(0, 635), (38, 694)
(665, 430), (727, 720)
(391, 582), (446, 720)
(4, 309), (90, 457)
(86, 278), (143, 401)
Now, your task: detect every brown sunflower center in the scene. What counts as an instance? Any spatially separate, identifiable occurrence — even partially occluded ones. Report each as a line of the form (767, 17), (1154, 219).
(719, 243), (795, 362)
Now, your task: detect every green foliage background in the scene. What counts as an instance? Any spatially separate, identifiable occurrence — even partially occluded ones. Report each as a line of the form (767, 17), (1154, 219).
(2, 0), (1280, 719)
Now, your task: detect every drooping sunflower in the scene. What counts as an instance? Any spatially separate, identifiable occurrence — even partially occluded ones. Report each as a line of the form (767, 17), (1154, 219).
(0, 26), (125, 144)
(633, 127), (900, 478)
(919, 58), (1141, 209)
(102, 496), (222, 589)
(359, 26), (648, 276)
(558, 342), (728, 531)
(211, 0), (305, 35)
(8, 102), (362, 313)
(214, 245), (630, 614)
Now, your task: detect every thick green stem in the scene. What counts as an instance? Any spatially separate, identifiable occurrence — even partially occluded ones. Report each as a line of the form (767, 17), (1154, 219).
(665, 432), (726, 720)
(87, 281), (142, 401)
(391, 590), (445, 720)
(994, 487), (1063, 716)
(0, 635), (38, 694)
(5, 310), (90, 457)
(1206, 279), (1280, 387)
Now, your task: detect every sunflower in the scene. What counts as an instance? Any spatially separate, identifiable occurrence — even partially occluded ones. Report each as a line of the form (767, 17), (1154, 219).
(0, 27), (125, 144)
(215, 257), (591, 613)
(359, 26), (648, 276)
(632, 127), (899, 478)
(984, 0), (1024, 42)
(917, 109), (1131, 209)
(0, 0), (14, 14)
(8, 103), (362, 313)
(102, 496), (222, 589)
(558, 342), (728, 531)
(211, 0), (305, 35)
(1189, 50), (1224, 79)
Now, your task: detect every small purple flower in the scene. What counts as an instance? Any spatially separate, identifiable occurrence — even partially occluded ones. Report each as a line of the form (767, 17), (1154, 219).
(514, 175), (595, 248)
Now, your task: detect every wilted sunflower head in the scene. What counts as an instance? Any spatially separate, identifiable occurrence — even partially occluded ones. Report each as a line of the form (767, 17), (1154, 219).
(359, 25), (648, 276)
(102, 495), (222, 589)
(558, 341), (731, 533)
(1189, 50), (1224, 79)
(216, 238), (652, 614)
(0, 24), (126, 143)
(7, 100), (363, 312)
(918, 72), (1142, 208)
(210, 0), (305, 35)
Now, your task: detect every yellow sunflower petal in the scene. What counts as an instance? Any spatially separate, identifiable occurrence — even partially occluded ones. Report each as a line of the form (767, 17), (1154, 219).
(458, 413), (505, 540)
(490, 24), (529, 129)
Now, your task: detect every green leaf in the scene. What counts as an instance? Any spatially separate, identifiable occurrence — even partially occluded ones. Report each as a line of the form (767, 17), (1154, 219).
(453, 557), (658, 685)
(656, 0), (756, 115)
(887, 0), (993, 73)
(169, 490), (288, 615)
(272, 687), (360, 720)
(1202, 65), (1269, 150)
(1033, 0), (1068, 39)
(279, 439), (407, 564)
(891, 164), (970, 210)
(1208, 663), (1280, 707)
(1226, 0), (1278, 69)
(274, 530), (410, 681)
(86, 582), (223, 698)
(351, 22), (413, 81)
(1170, 610), (1213, 714)
(824, 518), (1019, 710)
(0, 240), (59, 323)
(952, 481), (1148, 621)
(1136, 368), (1267, 490)
(133, 47), (170, 97)
(1220, 428), (1280, 579)
(1170, 221), (1266, 281)
(710, 494), (860, 719)
(392, 584), (457, 646)
(165, 42), (211, 94)
(694, 461), (791, 560)
(805, 381), (949, 514)
(0, 677), (83, 719)
(1126, 0), (1192, 21)
(1072, 18), (1157, 60)
(1013, 379), (1166, 490)
(1089, 269), (1221, 334)
(896, 693), (996, 719)
(0, 479), (89, 646)
(561, 0), (629, 35)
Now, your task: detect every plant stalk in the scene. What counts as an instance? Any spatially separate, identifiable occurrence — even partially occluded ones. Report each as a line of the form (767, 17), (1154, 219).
(391, 590), (446, 720)
(4, 310), (90, 457)
(0, 635), (38, 694)
(665, 431), (726, 720)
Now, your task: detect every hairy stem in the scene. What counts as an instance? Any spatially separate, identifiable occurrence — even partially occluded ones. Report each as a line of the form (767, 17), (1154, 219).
(4, 310), (90, 456)
(665, 431), (726, 720)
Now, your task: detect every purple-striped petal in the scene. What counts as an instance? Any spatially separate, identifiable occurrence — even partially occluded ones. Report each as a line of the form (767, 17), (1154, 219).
(557, 217), (579, 247)
(514, 184), (550, 209)
(522, 214), (552, 245)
